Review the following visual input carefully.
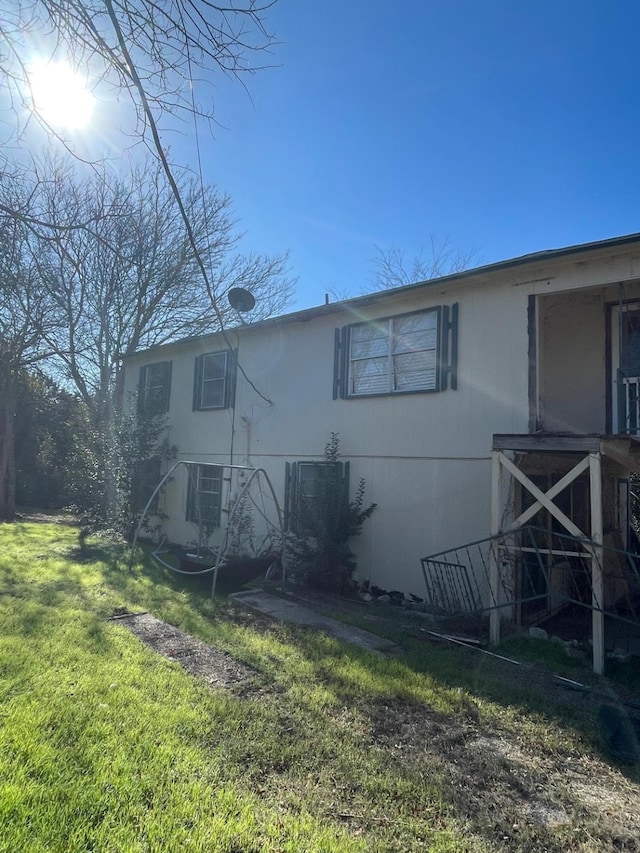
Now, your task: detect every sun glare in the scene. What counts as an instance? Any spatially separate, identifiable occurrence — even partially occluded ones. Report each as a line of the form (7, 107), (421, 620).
(29, 60), (94, 130)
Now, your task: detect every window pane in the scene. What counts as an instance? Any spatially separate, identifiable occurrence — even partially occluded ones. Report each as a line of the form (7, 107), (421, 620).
(203, 352), (227, 380)
(298, 463), (320, 497)
(141, 362), (170, 414)
(350, 323), (389, 359)
(199, 470), (221, 494)
(351, 356), (389, 394)
(199, 494), (219, 519)
(189, 465), (222, 525)
(292, 462), (342, 531)
(392, 312), (438, 353)
(347, 310), (442, 396)
(201, 380), (225, 408)
(199, 352), (227, 408)
(146, 363), (166, 387)
(393, 350), (437, 390)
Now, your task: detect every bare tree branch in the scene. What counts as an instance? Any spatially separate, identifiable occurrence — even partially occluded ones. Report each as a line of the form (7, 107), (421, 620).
(369, 237), (480, 292)
(18, 156), (293, 416)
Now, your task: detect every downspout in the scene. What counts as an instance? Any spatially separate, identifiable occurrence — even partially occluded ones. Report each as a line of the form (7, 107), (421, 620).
(241, 415), (252, 466)
(229, 401), (236, 466)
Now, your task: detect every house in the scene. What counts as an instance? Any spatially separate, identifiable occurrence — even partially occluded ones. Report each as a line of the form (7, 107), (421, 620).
(123, 233), (640, 672)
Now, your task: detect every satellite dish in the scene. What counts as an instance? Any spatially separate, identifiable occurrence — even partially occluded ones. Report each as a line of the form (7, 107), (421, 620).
(227, 287), (256, 313)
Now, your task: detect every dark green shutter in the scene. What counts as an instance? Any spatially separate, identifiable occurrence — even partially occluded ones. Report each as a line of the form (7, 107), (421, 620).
(192, 355), (203, 411)
(186, 465), (198, 522)
(439, 303), (459, 391)
(161, 361), (172, 412)
(333, 329), (342, 399)
(225, 349), (238, 409)
(284, 462), (299, 531)
(333, 327), (349, 399)
(439, 305), (448, 391)
(137, 365), (147, 415)
(450, 303), (459, 390)
(339, 461), (349, 510)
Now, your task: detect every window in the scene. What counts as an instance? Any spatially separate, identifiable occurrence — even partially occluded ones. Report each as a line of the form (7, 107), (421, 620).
(138, 361), (172, 415)
(193, 350), (236, 410)
(186, 464), (223, 527)
(284, 460), (348, 532)
(132, 457), (162, 514)
(333, 304), (458, 399)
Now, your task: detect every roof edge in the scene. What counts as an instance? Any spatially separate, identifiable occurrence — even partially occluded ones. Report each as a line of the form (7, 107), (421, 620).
(124, 231), (640, 360)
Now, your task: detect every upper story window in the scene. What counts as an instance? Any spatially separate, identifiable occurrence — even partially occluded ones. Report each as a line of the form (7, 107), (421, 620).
(138, 361), (172, 415)
(193, 350), (236, 410)
(333, 304), (458, 399)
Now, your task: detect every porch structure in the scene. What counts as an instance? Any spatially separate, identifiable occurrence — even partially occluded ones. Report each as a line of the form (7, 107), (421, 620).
(490, 434), (640, 674)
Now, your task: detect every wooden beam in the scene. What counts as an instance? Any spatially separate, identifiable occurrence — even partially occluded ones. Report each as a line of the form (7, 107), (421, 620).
(489, 451), (502, 645)
(513, 455), (591, 528)
(589, 452), (605, 676)
(492, 434), (601, 452)
(527, 295), (538, 433)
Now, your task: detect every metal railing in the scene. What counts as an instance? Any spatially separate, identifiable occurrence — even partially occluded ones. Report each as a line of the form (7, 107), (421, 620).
(618, 370), (640, 434)
(421, 526), (640, 631)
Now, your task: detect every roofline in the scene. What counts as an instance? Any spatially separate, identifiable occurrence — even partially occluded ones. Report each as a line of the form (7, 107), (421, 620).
(124, 231), (640, 360)
(384, 229), (640, 292)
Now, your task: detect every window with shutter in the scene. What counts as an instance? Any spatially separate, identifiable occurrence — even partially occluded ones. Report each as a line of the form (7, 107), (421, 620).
(333, 305), (458, 398)
(284, 460), (348, 532)
(186, 464), (223, 526)
(138, 361), (172, 415)
(193, 350), (236, 410)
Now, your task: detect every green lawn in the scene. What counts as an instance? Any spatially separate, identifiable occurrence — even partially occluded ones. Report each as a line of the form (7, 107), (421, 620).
(1, 520), (638, 852)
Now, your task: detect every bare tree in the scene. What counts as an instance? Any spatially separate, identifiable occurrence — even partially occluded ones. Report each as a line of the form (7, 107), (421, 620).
(0, 2), (290, 522)
(0, 1), (283, 325)
(369, 237), (480, 291)
(27, 156), (293, 421)
(0, 183), (63, 518)
(0, 1), (276, 152)
(0, 155), (291, 524)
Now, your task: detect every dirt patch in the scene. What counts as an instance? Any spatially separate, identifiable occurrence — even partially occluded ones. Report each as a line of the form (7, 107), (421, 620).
(369, 698), (640, 850)
(113, 606), (640, 850)
(113, 611), (261, 693)
(14, 510), (79, 526)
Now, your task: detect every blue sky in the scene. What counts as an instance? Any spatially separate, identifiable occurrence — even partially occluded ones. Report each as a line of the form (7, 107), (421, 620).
(163, 2), (640, 308)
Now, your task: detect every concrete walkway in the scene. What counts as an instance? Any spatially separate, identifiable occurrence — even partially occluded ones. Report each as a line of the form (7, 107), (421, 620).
(230, 589), (400, 656)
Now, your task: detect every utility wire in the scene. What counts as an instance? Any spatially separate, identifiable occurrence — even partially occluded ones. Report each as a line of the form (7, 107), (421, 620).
(104, 0), (273, 406)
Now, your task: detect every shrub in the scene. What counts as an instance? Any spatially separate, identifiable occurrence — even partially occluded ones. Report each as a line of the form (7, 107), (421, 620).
(287, 433), (376, 594)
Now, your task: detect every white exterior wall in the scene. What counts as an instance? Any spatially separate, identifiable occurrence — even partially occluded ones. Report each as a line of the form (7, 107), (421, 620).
(122, 241), (640, 595)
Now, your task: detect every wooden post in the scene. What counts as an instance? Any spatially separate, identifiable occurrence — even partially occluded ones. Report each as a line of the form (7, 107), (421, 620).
(489, 451), (502, 645)
(589, 452), (605, 675)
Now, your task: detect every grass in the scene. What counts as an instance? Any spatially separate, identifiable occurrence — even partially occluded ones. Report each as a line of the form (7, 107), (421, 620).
(1, 520), (638, 852)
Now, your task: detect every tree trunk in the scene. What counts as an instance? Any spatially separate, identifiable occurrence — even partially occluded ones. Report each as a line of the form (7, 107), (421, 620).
(0, 366), (16, 520)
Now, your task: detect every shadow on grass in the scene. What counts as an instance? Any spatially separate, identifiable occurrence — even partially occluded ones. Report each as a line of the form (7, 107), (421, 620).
(3, 520), (638, 790)
(248, 606), (640, 784)
(94, 541), (640, 786)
